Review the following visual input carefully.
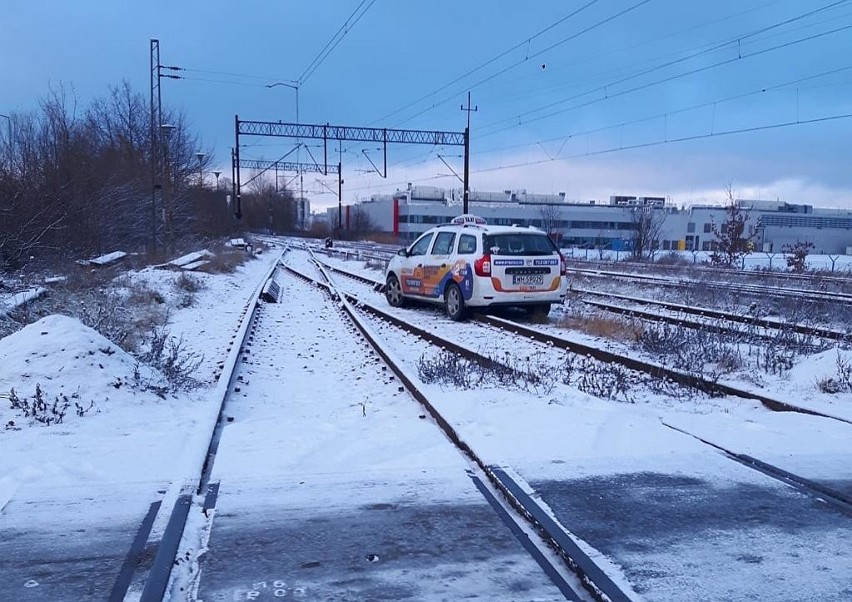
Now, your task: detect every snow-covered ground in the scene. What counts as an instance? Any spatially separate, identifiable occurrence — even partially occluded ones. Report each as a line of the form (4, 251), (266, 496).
(0, 249), (280, 602)
(1, 238), (850, 601)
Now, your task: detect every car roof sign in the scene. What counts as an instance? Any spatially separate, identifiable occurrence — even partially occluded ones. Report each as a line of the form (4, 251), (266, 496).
(451, 214), (487, 225)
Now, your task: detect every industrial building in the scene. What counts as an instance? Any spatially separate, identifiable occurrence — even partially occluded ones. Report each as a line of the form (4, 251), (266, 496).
(326, 185), (852, 255)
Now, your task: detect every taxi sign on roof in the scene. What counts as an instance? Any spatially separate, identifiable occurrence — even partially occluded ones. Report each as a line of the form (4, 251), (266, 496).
(451, 214), (487, 225)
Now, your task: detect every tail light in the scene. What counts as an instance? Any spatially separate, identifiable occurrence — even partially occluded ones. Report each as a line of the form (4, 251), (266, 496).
(558, 251), (567, 276)
(474, 253), (491, 277)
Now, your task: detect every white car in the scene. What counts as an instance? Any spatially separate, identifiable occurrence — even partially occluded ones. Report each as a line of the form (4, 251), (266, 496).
(384, 214), (568, 320)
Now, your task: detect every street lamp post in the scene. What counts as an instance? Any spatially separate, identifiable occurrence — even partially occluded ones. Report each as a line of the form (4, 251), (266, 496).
(213, 170), (221, 191)
(195, 152), (205, 188)
(265, 81), (301, 204)
(0, 114), (11, 170)
(0, 114), (10, 141)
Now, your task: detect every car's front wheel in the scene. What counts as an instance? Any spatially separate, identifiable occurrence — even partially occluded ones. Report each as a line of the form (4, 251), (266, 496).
(385, 274), (406, 307)
(444, 282), (466, 321)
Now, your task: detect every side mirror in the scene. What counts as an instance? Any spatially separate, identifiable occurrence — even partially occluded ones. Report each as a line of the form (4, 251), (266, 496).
(397, 248), (408, 257)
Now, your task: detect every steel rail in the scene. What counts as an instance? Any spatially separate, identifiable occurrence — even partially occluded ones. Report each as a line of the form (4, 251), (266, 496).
(314, 259), (851, 424)
(663, 422), (852, 515)
(577, 292), (849, 342)
(136, 251), (286, 602)
(286, 260), (628, 602)
(570, 267), (852, 306)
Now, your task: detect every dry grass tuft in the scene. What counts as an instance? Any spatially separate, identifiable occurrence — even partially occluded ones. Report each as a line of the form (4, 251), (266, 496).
(558, 314), (639, 342)
(198, 245), (252, 274)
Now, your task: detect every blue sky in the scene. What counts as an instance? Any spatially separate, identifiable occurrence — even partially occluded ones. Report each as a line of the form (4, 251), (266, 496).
(3, 0), (852, 209)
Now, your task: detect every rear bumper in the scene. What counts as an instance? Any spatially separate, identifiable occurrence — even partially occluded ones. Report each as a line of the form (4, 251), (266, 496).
(468, 278), (567, 307)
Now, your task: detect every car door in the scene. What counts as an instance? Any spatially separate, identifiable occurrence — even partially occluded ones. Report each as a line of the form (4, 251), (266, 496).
(400, 232), (435, 296)
(421, 231), (457, 298)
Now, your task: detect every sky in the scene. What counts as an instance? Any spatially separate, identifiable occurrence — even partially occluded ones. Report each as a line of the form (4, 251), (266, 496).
(2, 0), (852, 210)
(2, 242), (851, 599)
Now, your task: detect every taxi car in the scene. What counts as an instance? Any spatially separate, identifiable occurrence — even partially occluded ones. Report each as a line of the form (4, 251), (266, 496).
(384, 214), (567, 320)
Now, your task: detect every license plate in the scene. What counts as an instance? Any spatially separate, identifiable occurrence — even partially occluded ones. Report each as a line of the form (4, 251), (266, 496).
(512, 274), (544, 285)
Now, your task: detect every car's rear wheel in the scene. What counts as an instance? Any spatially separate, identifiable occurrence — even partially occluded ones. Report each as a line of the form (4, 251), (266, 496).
(385, 274), (406, 307)
(444, 283), (466, 321)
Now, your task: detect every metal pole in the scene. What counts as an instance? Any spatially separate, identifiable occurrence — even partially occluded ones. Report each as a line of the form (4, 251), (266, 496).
(0, 114), (11, 171)
(338, 161), (342, 234)
(149, 41), (158, 255)
(234, 116), (242, 219)
(463, 126), (470, 214)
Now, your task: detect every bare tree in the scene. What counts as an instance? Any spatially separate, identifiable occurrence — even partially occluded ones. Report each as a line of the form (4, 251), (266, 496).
(783, 240), (814, 273)
(538, 204), (563, 244)
(629, 206), (664, 260)
(709, 184), (759, 268)
(347, 205), (375, 239)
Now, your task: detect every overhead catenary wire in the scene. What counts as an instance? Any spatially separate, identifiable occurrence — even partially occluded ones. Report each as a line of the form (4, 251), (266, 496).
(371, 0), (604, 125)
(355, 0), (798, 182)
(344, 111), (852, 193)
(393, 0), (653, 128)
(297, 0), (378, 85)
(474, 0), (852, 137)
(468, 63), (852, 159)
(477, 20), (852, 138)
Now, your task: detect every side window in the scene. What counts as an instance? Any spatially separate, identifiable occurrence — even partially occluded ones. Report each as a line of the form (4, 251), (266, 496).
(431, 232), (456, 255)
(458, 234), (477, 254)
(409, 233), (434, 256)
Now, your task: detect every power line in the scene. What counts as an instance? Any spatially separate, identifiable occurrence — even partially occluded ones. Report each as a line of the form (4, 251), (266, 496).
(477, 112), (852, 174)
(357, 1), (796, 178)
(468, 63), (852, 158)
(298, 0), (378, 85)
(179, 67), (296, 83)
(371, 0), (604, 125)
(344, 111), (852, 192)
(475, 0), (852, 134)
(392, 0), (653, 128)
(476, 18), (852, 139)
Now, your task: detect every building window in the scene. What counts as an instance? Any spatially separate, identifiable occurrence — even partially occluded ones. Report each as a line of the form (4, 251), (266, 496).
(687, 222), (695, 233)
(703, 223), (712, 233)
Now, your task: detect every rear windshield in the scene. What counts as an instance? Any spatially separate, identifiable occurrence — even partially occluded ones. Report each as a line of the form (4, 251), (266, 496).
(484, 233), (557, 256)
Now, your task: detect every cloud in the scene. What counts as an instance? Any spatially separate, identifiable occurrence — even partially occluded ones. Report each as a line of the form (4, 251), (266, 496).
(318, 138), (852, 211)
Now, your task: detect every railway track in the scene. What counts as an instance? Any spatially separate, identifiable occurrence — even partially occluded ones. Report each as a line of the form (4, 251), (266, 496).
(570, 267), (852, 307)
(571, 258), (852, 288)
(121, 248), (592, 601)
(300, 252), (852, 598)
(306, 254), (852, 503)
(117, 247), (851, 601)
(574, 288), (850, 342)
(314, 257), (851, 423)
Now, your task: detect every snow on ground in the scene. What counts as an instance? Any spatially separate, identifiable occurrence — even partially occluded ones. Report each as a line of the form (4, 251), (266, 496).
(0, 248), (282, 602)
(298, 244), (852, 601)
(185, 256), (568, 601)
(1, 236), (850, 601)
(315, 245), (852, 421)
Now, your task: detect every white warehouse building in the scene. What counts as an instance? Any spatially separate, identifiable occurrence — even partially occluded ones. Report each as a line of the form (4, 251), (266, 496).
(327, 185), (852, 255)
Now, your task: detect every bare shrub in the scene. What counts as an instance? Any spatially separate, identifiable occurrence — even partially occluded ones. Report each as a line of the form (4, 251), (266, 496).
(571, 356), (635, 402)
(417, 350), (477, 389)
(558, 313), (637, 342)
(174, 273), (203, 308)
(137, 324), (203, 391)
(417, 348), (557, 395)
(816, 351), (852, 394)
(175, 272), (203, 293)
(5, 384), (96, 427)
(199, 245), (251, 274)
